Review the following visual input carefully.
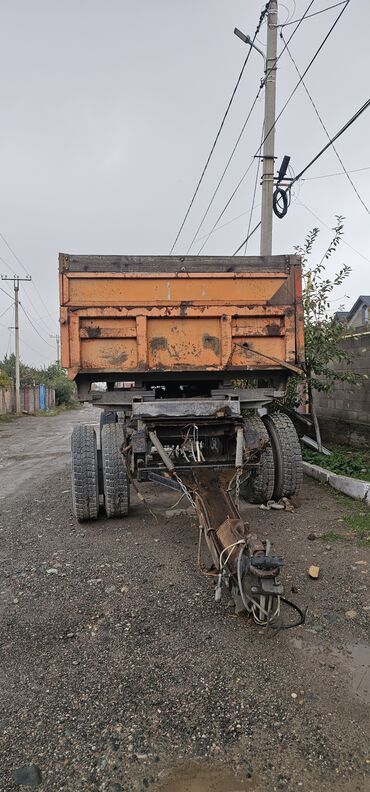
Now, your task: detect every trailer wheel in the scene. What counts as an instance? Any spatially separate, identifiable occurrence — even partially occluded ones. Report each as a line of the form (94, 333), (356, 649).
(101, 423), (130, 518)
(71, 424), (99, 522)
(263, 412), (303, 500)
(100, 410), (117, 433)
(241, 416), (274, 504)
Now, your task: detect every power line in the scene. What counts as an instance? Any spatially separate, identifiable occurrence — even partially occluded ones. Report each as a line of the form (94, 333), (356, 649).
(194, 0), (318, 254)
(303, 166), (370, 180)
(19, 303), (54, 348)
(233, 220), (261, 255)
(278, 1), (347, 27)
(0, 303), (13, 321)
(0, 229), (58, 329)
(290, 98), (370, 186)
(186, 92), (263, 254)
(244, 125), (264, 253)
(281, 31), (370, 216)
(296, 200), (370, 265)
(201, 0), (351, 248)
(169, 3), (269, 254)
(0, 285), (14, 301)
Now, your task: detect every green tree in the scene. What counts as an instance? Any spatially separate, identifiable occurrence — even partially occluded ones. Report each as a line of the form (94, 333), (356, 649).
(288, 216), (359, 448)
(0, 355), (76, 406)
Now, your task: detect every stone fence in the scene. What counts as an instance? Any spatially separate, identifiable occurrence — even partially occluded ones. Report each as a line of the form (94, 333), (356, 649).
(315, 327), (370, 447)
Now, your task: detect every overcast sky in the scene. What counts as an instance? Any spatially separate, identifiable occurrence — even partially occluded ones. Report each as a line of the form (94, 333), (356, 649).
(0, 0), (369, 366)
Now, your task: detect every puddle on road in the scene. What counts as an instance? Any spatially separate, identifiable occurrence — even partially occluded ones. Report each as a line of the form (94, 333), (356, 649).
(291, 637), (370, 704)
(153, 762), (252, 792)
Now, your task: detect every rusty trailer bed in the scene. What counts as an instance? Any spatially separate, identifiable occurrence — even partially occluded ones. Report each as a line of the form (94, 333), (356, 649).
(59, 254), (304, 385)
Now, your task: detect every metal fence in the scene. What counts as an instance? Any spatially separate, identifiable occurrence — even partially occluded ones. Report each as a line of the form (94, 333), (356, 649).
(0, 384), (55, 415)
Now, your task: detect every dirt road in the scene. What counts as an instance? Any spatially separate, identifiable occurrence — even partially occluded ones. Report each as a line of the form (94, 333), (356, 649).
(0, 408), (369, 792)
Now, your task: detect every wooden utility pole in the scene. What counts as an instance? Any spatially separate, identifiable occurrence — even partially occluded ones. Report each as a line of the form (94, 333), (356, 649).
(1, 274), (32, 412)
(260, 0), (278, 256)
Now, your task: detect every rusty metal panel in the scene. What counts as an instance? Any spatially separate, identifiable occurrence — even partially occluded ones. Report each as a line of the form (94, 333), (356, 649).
(65, 272), (286, 307)
(148, 317), (221, 369)
(59, 254), (304, 378)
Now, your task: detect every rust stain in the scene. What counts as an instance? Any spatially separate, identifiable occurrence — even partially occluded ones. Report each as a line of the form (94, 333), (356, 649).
(179, 301), (192, 317)
(202, 333), (221, 356)
(102, 350), (128, 365)
(266, 323), (280, 336)
(150, 336), (169, 352)
(86, 326), (101, 338)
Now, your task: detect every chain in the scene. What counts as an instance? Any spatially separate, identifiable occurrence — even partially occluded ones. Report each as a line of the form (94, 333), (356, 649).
(235, 469), (241, 511)
(173, 472), (197, 510)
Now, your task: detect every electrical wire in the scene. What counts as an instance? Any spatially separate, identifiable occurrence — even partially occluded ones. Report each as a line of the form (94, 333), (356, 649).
(278, 1), (347, 26)
(0, 303), (13, 321)
(0, 229), (58, 330)
(281, 32), (370, 217)
(303, 166), (370, 180)
(244, 125), (263, 253)
(233, 221), (262, 255)
(19, 303), (54, 348)
(0, 285), (13, 301)
(194, 0), (318, 254)
(296, 200), (370, 265)
(169, 3), (269, 254)
(290, 98), (370, 188)
(201, 0), (350, 247)
(186, 92), (262, 254)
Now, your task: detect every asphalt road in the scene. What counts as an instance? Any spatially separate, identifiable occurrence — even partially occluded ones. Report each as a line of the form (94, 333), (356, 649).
(0, 407), (369, 792)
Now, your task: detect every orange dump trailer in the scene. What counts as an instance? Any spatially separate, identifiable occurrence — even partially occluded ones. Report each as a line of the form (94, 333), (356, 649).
(59, 253), (304, 395)
(61, 253), (305, 630)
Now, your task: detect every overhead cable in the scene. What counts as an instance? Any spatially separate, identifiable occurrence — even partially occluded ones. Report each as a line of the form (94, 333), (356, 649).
(278, 1), (347, 26)
(244, 125), (264, 253)
(303, 165), (370, 180)
(0, 303), (13, 321)
(195, 0), (317, 254)
(0, 285), (14, 301)
(297, 200), (370, 265)
(233, 221), (261, 255)
(0, 229), (58, 330)
(169, 3), (269, 254)
(203, 0), (350, 246)
(20, 303), (54, 348)
(290, 98), (370, 187)
(281, 31), (370, 216)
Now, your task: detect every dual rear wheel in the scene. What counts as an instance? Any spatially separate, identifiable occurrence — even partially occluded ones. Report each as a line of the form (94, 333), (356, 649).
(71, 417), (130, 522)
(241, 412), (303, 504)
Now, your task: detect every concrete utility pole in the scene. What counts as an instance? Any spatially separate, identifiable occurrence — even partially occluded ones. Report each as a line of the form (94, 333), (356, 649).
(49, 333), (60, 366)
(1, 274), (32, 413)
(260, 0), (278, 256)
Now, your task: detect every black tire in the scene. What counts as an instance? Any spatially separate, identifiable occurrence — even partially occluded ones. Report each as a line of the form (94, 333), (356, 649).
(100, 410), (117, 433)
(71, 424), (99, 522)
(263, 412), (303, 500)
(241, 415), (274, 504)
(101, 423), (130, 518)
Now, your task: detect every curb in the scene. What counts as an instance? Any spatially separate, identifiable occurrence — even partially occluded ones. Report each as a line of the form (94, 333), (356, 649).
(303, 461), (370, 507)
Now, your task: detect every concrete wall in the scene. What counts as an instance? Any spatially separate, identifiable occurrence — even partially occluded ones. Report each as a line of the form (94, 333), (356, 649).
(0, 385), (14, 415)
(315, 329), (370, 447)
(0, 384), (55, 415)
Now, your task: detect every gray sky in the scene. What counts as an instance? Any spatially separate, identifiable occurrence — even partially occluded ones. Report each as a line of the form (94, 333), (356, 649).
(0, 0), (369, 366)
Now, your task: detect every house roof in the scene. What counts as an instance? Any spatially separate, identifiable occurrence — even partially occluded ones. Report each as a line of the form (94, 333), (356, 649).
(347, 295), (370, 321)
(334, 311), (349, 320)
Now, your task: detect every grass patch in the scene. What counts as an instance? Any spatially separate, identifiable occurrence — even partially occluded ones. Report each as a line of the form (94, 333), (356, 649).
(345, 513), (370, 544)
(320, 530), (348, 543)
(302, 444), (370, 482)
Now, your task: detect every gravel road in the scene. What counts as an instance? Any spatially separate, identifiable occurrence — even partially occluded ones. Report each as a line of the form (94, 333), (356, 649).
(0, 407), (369, 792)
